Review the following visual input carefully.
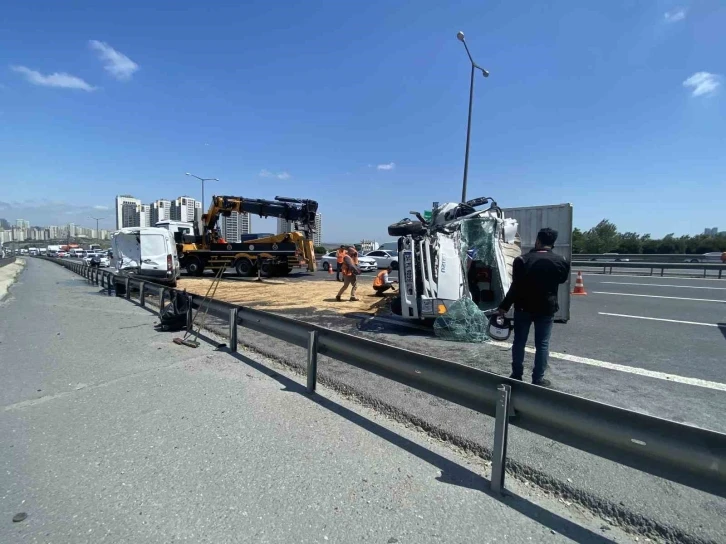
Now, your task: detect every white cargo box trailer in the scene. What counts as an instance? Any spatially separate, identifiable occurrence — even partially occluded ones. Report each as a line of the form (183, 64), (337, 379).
(501, 203), (573, 322)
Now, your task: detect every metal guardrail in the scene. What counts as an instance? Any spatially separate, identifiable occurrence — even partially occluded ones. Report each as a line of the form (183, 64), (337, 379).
(0, 256), (17, 268)
(577, 253), (725, 263)
(573, 260), (726, 278)
(39, 256), (726, 498)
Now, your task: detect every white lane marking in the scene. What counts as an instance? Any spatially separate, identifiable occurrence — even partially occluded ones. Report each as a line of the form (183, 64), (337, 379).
(354, 314), (726, 392)
(592, 291), (726, 303)
(490, 341), (726, 392)
(597, 281), (726, 290)
(571, 272), (726, 282)
(599, 312), (726, 328)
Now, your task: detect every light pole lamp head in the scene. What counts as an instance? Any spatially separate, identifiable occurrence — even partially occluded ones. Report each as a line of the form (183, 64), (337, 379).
(185, 172), (191, 176)
(456, 31), (465, 42)
(480, 67), (490, 77)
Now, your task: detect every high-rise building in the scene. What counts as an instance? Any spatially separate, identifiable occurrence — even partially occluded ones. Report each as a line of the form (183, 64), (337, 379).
(16, 219), (30, 229)
(68, 223), (77, 237)
(150, 199), (171, 226)
(47, 225), (60, 239)
(115, 195), (141, 229)
(170, 196), (199, 223)
(0, 218), (10, 230)
(138, 204), (152, 227)
(219, 212), (252, 242)
(704, 227), (719, 236)
(100, 229), (109, 240)
(277, 213), (321, 246)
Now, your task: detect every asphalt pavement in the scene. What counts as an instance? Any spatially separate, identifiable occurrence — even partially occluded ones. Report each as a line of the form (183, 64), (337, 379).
(0, 258), (640, 543)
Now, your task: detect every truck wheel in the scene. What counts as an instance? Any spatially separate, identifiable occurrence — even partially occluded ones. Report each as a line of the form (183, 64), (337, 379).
(235, 258), (255, 277)
(186, 257), (205, 277)
(388, 219), (425, 237)
(259, 262), (273, 277)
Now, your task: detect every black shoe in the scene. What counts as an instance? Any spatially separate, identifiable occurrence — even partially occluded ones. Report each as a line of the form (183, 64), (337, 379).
(532, 378), (552, 387)
(509, 374), (522, 381)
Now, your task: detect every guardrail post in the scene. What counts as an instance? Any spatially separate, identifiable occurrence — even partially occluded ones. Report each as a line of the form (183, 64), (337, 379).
(306, 330), (319, 394)
(609, 265), (613, 274)
(100, 272), (105, 288)
(650, 267), (654, 276)
(186, 294), (193, 332)
(139, 282), (146, 307)
(229, 308), (238, 352)
(703, 266), (707, 279)
(124, 277), (130, 299)
(490, 384), (512, 494)
(107, 274), (113, 295)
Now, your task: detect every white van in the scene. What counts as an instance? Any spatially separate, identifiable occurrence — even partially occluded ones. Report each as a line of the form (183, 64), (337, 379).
(111, 227), (181, 286)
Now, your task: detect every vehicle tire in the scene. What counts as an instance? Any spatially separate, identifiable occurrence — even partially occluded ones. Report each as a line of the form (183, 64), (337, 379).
(323, 261), (330, 271)
(387, 219), (425, 237)
(277, 265), (292, 276)
(235, 258), (255, 277)
(260, 262), (273, 277)
(186, 256), (205, 277)
(390, 260), (399, 270)
(690, 258), (699, 263)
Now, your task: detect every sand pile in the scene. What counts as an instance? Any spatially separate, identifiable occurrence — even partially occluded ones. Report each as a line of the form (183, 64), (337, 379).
(177, 276), (393, 315)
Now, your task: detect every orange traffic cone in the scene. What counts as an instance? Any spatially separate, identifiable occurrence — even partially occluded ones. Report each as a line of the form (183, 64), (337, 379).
(572, 271), (587, 296)
(328, 265), (334, 275)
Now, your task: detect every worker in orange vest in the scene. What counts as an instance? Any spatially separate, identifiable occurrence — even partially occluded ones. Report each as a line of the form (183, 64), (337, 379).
(373, 266), (398, 296)
(336, 247), (360, 301)
(335, 245), (347, 282)
(721, 251), (726, 264)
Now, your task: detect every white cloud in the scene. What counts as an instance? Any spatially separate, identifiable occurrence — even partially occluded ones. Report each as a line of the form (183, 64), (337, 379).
(259, 169), (291, 179)
(682, 72), (722, 97)
(377, 162), (395, 171)
(88, 40), (139, 81)
(664, 9), (686, 23)
(10, 65), (96, 91)
(93, 205), (109, 210)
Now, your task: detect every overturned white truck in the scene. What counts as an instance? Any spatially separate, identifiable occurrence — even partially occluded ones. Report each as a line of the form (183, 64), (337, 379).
(387, 198), (572, 334)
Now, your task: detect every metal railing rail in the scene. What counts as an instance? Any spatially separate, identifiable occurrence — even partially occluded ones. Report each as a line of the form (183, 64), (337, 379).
(40, 256), (726, 499)
(572, 260), (726, 278)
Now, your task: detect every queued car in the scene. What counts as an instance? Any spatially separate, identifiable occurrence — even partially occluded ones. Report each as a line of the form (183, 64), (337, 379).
(363, 249), (399, 269)
(319, 251), (377, 273)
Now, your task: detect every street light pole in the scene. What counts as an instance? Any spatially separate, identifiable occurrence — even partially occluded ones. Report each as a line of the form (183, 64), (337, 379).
(90, 216), (105, 241)
(456, 31), (489, 203)
(185, 172), (219, 207)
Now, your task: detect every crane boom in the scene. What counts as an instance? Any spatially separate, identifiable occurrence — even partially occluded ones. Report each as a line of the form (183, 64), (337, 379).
(203, 195), (318, 238)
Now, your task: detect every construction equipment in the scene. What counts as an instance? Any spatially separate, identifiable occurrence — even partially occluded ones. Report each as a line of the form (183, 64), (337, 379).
(162, 195), (318, 278)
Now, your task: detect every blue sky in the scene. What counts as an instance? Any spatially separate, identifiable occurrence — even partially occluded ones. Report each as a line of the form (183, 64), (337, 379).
(1, 0), (724, 241)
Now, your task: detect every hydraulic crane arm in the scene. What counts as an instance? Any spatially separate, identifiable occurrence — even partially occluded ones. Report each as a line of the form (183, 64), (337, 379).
(203, 195), (318, 238)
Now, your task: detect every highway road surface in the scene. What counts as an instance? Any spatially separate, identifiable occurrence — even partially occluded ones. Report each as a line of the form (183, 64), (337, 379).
(0, 258), (643, 543)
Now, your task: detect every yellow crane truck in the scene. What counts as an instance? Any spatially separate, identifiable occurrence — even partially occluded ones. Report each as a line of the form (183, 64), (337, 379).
(171, 195), (318, 277)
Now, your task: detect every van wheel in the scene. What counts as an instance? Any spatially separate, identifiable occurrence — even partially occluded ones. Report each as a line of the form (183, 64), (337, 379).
(235, 258), (255, 277)
(186, 257), (205, 276)
(388, 219), (425, 237)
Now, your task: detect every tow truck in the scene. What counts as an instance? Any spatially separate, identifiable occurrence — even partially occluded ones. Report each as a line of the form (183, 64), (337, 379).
(164, 195), (318, 277)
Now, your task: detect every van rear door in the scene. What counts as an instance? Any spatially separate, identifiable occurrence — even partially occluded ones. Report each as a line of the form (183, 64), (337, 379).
(501, 203), (573, 322)
(140, 233), (168, 273)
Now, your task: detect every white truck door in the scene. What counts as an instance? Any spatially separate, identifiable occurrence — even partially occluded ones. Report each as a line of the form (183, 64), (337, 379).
(501, 203), (573, 322)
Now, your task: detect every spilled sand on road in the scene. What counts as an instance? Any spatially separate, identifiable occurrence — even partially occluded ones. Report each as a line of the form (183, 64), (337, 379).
(177, 276), (393, 315)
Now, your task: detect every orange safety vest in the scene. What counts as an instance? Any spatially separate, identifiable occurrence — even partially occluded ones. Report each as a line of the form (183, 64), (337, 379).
(373, 270), (387, 287)
(336, 249), (346, 264)
(722, 251), (726, 264)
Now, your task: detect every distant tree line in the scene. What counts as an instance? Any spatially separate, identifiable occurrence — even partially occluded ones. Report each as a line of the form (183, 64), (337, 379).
(573, 220), (726, 254)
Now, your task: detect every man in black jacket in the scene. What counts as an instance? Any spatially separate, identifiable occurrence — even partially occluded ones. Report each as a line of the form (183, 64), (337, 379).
(498, 228), (570, 386)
